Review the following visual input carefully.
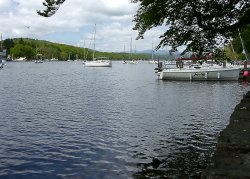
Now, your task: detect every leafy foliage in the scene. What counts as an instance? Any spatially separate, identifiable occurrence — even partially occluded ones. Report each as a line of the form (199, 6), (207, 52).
(37, 0), (66, 17)
(10, 44), (35, 59)
(132, 0), (250, 54)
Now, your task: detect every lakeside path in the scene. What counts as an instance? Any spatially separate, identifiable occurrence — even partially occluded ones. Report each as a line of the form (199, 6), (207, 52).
(202, 90), (250, 178)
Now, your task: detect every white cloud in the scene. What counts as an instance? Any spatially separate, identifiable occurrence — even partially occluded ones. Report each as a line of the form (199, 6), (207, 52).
(0, 0), (13, 11)
(0, 0), (170, 52)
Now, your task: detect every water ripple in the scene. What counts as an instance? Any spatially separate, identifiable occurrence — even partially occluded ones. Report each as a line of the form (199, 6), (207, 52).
(0, 62), (249, 178)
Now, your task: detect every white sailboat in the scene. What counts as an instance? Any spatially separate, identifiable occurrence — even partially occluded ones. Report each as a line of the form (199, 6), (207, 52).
(157, 65), (240, 80)
(84, 24), (112, 67)
(156, 57), (240, 81)
(149, 41), (158, 64)
(128, 37), (138, 64)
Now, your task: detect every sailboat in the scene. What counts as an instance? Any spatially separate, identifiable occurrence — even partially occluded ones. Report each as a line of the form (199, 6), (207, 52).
(149, 41), (158, 64)
(84, 24), (112, 67)
(128, 37), (138, 64)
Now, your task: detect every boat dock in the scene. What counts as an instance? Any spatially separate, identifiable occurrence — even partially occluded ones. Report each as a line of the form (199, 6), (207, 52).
(202, 91), (250, 178)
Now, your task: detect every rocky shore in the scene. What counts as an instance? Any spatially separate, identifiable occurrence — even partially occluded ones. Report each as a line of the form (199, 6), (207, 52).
(202, 90), (250, 178)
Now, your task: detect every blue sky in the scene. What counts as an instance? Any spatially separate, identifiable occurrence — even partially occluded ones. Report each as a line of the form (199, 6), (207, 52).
(0, 0), (175, 53)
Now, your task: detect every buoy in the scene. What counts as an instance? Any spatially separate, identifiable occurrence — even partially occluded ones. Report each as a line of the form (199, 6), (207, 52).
(243, 70), (249, 77)
(243, 70), (249, 82)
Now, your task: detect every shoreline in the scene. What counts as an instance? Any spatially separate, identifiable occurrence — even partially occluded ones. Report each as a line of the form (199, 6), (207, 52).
(202, 90), (250, 178)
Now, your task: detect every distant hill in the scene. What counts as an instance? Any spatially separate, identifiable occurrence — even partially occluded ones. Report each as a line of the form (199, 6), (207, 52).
(2, 38), (154, 61)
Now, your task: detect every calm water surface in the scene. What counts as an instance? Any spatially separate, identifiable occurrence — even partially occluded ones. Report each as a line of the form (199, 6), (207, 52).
(0, 61), (249, 178)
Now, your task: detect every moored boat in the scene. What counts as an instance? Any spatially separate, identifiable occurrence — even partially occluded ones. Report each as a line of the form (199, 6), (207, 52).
(129, 60), (139, 64)
(84, 24), (112, 67)
(149, 60), (158, 64)
(85, 57), (112, 67)
(156, 56), (241, 81)
(157, 66), (240, 81)
(15, 57), (26, 61)
(0, 58), (3, 68)
(0, 33), (6, 68)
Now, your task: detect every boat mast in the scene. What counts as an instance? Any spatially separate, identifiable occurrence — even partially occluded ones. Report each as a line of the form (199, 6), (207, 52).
(123, 45), (125, 60)
(230, 41), (237, 61)
(151, 41), (154, 60)
(83, 40), (86, 60)
(93, 24), (96, 60)
(130, 37), (132, 60)
(238, 28), (249, 61)
(0, 33), (2, 52)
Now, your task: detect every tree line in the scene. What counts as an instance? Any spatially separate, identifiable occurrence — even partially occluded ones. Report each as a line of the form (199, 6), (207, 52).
(1, 38), (153, 61)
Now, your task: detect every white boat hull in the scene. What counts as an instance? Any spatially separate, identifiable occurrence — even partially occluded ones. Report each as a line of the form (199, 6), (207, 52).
(158, 67), (240, 81)
(129, 60), (139, 64)
(149, 60), (158, 64)
(84, 60), (112, 67)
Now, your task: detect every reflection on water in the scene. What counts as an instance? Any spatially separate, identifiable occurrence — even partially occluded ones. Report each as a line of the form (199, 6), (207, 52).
(0, 61), (249, 178)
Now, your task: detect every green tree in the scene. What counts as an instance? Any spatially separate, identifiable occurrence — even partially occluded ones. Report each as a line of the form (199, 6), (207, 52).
(10, 44), (35, 60)
(132, 0), (250, 54)
(3, 38), (15, 55)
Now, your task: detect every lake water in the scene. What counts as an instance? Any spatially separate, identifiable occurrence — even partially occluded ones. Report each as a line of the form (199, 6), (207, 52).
(0, 61), (249, 178)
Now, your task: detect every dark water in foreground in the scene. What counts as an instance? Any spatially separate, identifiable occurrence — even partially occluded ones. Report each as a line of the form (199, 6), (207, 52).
(0, 61), (249, 178)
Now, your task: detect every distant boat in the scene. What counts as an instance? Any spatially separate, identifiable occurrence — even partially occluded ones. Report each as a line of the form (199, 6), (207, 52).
(149, 60), (158, 64)
(15, 57), (26, 61)
(0, 52), (5, 68)
(50, 58), (58, 61)
(0, 58), (3, 68)
(35, 60), (43, 63)
(84, 24), (112, 67)
(129, 60), (139, 64)
(127, 37), (139, 64)
(0, 33), (6, 68)
(149, 41), (158, 64)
